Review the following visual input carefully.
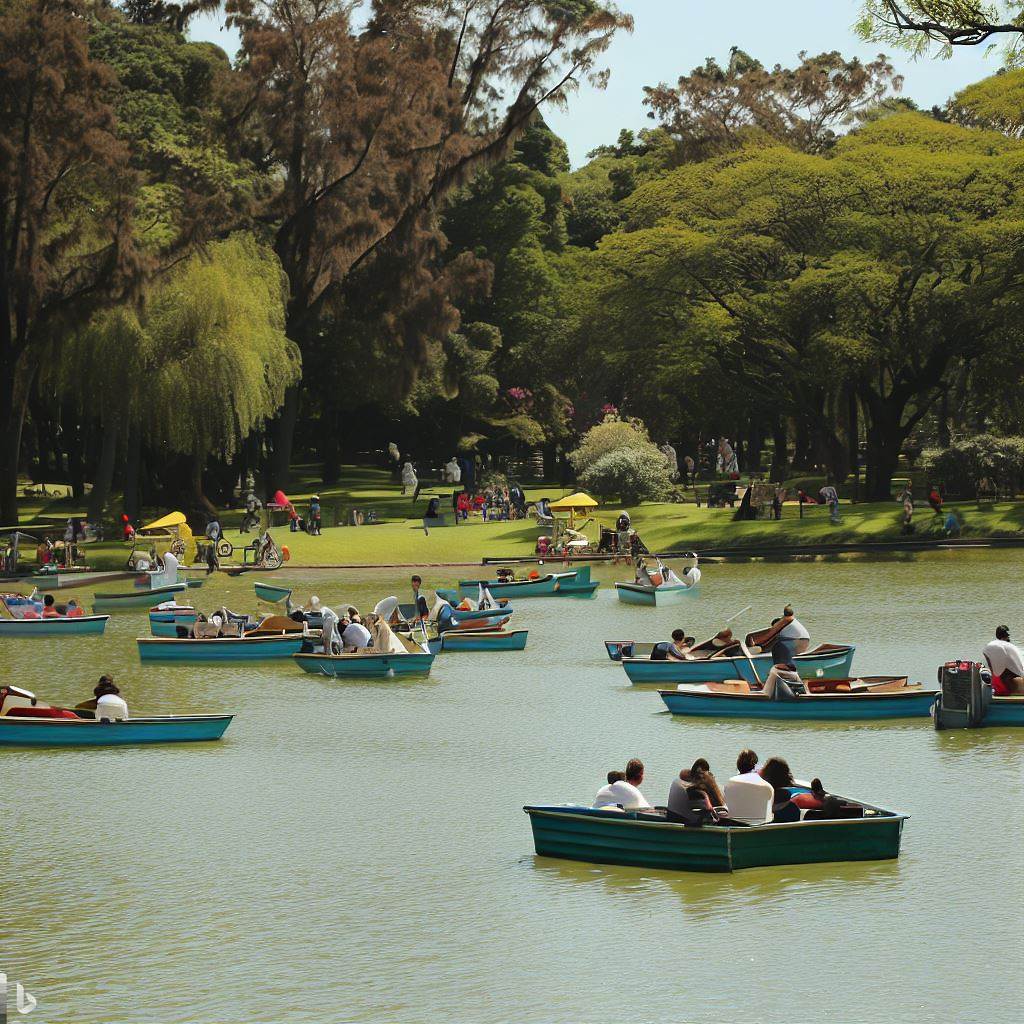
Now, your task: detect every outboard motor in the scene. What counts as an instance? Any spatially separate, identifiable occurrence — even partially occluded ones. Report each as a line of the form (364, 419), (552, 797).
(933, 661), (992, 730)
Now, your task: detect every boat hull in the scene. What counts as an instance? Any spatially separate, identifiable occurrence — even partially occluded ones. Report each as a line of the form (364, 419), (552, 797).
(615, 582), (695, 606)
(622, 645), (856, 685)
(981, 696), (1024, 726)
(659, 687), (937, 720)
(0, 615), (109, 636)
(93, 583), (188, 611)
(524, 805), (906, 872)
(148, 607), (199, 637)
(0, 715), (233, 747)
(431, 629), (528, 653)
(255, 582), (292, 602)
(137, 635), (304, 661)
(455, 566), (595, 598)
(293, 652), (434, 677)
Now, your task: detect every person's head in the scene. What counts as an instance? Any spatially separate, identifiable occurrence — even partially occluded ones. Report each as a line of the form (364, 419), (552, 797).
(94, 675), (118, 697)
(411, 575), (422, 589)
(43, 594), (54, 607)
(67, 599), (78, 608)
(312, 495), (319, 502)
(607, 770), (625, 785)
(760, 757), (794, 794)
(997, 625), (1011, 641)
(690, 757), (710, 776)
(625, 758), (644, 785)
(737, 749), (758, 774)
(309, 595), (321, 610)
(783, 604), (794, 618)
(671, 628), (686, 643)
(347, 606), (359, 620)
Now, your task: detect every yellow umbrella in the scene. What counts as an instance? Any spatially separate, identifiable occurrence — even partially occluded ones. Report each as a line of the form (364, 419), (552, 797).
(549, 492), (599, 529)
(139, 511), (187, 533)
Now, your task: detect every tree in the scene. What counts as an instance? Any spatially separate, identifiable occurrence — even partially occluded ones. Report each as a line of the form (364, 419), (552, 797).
(569, 415), (671, 502)
(0, 0), (142, 525)
(859, 2), (1024, 59)
(222, 0), (631, 489)
(643, 47), (902, 160)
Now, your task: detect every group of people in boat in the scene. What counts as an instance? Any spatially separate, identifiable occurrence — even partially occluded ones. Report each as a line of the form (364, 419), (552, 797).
(16, 593), (86, 619)
(594, 750), (847, 825)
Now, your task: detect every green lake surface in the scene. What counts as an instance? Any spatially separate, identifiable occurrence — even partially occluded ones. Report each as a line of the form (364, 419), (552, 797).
(1, 553), (1022, 1023)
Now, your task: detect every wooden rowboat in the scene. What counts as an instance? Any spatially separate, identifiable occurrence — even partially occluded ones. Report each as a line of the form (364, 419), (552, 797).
(137, 633), (304, 661)
(659, 676), (937, 720)
(524, 801), (907, 873)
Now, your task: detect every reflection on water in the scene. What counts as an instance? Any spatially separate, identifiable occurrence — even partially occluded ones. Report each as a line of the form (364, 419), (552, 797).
(1, 553), (1023, 1023)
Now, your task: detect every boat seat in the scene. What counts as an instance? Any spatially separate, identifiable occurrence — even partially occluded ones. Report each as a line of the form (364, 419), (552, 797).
(723, 777), (774, 825)
(6, 706), (79, 720)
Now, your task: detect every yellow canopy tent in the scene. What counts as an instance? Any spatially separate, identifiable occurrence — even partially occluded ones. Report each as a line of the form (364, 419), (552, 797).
(549, 492), (599, 529)
(139, 511), (187, 533)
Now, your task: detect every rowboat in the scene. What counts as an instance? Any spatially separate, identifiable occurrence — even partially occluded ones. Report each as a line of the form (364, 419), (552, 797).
(148, 605), (199, 637)
(0, 614), (109, 637)
(982, 697), (1024, 726)
(137, 634), (305, 661)
(605, 640), (659, 661)
(293, 650), (435, 677)
(524, 801), (907, 872)
(413, 629), (528, 654)
(254, 581), (293, 603)
(659, 677), (937, 720)
(0, 685), (232, 746)
(621, 643), (856, 685)
(29, 569), (135, 592)
(93, 582), (187, 611)
(453, 565), (598, 598)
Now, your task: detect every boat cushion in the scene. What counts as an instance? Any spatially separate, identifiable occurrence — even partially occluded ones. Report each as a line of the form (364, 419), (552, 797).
(6, 706), (79, 720)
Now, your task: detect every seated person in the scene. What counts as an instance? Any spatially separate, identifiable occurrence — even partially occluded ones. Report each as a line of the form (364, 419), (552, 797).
(592, 759), (651, 810)
(65, 599), (84, 618)
(667, 758), (727, 824)
(983, 625), (1024, 695)
(792, 778), (828, 812)
(92, 676), (129, 721)
(777, 605), (810, 655)
(42, 594), (61, 618)
(665, 628), (692, 661)
(760, 661), (804, 700)
(760, 757), (800, 823)
(342, 617), (372, 651)
(424, 497), (440, 519)
(723, 749), (774, 824)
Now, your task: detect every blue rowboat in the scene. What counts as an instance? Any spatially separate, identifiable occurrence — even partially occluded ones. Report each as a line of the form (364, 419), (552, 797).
(423, 629), (528, 654)
(615, 581), (696, 606)
(0, 614), (109, 637)
(137, 634), (304, 661)
(621, 643), (856, 685)
(524, 802), (907, 872)
(981, 697), (1024, 726)
(293, 651), (435, 677)
(93, 583), (187, 611)
(255, 581), (292, 603)
(455, 566), (597, 598)
(148, 606), (198, 637)
(0, 714), (233, 747)
(659, 679), (937, 720)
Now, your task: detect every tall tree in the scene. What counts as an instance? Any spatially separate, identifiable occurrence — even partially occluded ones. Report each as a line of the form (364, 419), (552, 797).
(859, 1), (1024, 58)
(222, 0), (631, 488)
(0, 0), (142, 525)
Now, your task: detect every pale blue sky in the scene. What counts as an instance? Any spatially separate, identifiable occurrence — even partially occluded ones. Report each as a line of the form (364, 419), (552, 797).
(191, 1), (998, 166)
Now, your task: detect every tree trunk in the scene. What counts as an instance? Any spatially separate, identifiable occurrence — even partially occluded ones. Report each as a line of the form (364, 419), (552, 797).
(268, 385), (300, 494)
(862, 396), (908, 501)
(124, 429), (141, 520)
(937, 388), (951, 449)
(87, 419), (119, 521)
(192, 449), (217, 516)
(64, 408), (86, 500)
(0, 359), (30, 526)
(792, 416), (812, 471)
(746, 418), (763, 473)
(769, 415), (788, 481)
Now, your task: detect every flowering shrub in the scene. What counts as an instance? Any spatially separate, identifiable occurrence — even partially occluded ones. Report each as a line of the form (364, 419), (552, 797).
(579, 445), (672, 504)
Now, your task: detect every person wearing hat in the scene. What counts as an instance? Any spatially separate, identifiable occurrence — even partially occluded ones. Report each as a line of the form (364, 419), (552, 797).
(91, 676), (129, 721)
(309, 495), (322, 535)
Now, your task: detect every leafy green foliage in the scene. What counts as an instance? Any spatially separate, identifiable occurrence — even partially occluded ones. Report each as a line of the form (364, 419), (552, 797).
(925, 435), (1024, 494)
(579, 444), (673, 503)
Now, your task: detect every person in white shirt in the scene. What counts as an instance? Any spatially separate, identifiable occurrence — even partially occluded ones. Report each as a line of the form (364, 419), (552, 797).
(778, 604), (810, 654)
(593, 759), (651, 810)
(983, 625), (1024, 694)
(723, 749), (774, 825)
(92, 676), (129, 721)
(342, 619), (372, 651)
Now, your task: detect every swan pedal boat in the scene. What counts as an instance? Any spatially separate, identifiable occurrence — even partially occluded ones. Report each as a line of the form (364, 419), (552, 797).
(621, 642), (856, 685)
(0, 686), (232, 746)
(451, 565), (598, 599)
(615, 563), (701, 606)
(1, 595), (109, 636)
(524, 800), (907, 872)
(659, 676), (937, 720)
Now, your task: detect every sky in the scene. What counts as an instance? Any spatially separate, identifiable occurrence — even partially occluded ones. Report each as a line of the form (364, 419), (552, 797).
(191, 0), (1000, 167)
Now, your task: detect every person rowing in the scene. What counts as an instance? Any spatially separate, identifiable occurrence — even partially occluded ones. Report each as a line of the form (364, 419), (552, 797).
(650, 629), (692, 661)
(982, 625), (1024, 695)
(776, 604), (810, 655)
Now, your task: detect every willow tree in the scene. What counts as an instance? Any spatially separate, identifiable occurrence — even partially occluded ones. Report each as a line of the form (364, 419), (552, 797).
(223, 0), (631, 488)
(53, 236), (300, 513)
(860, 1), (1024, 58)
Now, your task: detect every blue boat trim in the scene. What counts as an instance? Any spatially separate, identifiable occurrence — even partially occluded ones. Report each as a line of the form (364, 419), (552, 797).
(621, 644), (856, 685)
(659, 686), (938, 720)
(137, 635), (305, 661)
(0, 614), (109, 636)
(0, 714), (233, 747)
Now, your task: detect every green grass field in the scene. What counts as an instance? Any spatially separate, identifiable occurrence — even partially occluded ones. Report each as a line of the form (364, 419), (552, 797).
(14, 464), (1024, 569)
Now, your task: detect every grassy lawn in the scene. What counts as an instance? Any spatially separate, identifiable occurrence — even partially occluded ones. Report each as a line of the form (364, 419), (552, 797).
(13, 464), (1024, 568)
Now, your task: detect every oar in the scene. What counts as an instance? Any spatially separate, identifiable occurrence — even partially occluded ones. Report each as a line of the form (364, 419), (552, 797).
(723, 606), (764, 688)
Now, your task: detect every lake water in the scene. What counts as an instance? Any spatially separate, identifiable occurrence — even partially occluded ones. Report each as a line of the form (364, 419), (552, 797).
(1, 554), (1022, 1023)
